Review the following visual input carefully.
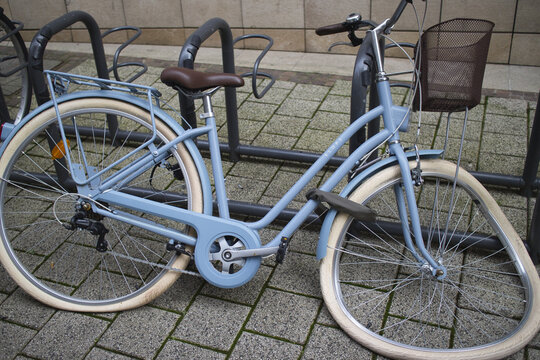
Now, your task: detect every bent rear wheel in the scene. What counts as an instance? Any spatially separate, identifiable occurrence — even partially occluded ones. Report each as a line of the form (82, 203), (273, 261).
(0, 97), (203, 312)
(321, 159), (540, 359)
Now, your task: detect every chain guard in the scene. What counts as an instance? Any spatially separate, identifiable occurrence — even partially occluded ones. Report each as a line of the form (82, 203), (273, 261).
(194, 230), (261, 288)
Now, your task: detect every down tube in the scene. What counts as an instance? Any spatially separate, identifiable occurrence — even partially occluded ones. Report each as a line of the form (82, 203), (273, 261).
(247, 105), (384, 232)
(267, 128), (392, 249)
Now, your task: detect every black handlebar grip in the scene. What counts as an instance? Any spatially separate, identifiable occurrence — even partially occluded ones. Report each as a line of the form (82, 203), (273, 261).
(315, 22), (348, 36)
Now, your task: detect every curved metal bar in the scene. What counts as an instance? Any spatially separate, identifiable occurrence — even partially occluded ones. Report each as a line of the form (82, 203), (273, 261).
(102, 26), (147, 83)
(177, 17), (240, 160)
(28, 11), (109, 106)
(234, 34), (275, 99)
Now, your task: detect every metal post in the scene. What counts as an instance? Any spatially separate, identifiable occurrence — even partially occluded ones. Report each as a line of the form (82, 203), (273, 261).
(178, 18), (240, 161)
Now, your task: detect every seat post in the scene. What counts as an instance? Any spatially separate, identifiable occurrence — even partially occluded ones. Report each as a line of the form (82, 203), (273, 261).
(201, 94), (215, 120)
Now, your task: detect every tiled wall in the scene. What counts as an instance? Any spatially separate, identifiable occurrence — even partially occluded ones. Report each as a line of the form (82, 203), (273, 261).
(4, 0), (540, 66)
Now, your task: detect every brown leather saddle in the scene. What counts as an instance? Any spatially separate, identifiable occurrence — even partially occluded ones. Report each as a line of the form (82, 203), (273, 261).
(160, 67), (244, 93)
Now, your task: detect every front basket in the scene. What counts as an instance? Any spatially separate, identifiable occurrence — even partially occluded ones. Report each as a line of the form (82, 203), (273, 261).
(413, 18), (494, 113)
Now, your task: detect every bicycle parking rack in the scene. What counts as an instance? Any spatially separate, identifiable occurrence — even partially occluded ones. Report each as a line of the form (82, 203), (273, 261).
(28, 11), (146, 106)
(23, 15), (540, 258)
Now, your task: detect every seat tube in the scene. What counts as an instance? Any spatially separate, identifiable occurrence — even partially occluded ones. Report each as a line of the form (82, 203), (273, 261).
(202, 94), (230, 219)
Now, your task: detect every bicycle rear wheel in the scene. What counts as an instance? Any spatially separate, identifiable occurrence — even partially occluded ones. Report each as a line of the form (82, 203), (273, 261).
(0, 97), (203, 312)
(321, 159), (540, 359)
(0, 10), (31, 124)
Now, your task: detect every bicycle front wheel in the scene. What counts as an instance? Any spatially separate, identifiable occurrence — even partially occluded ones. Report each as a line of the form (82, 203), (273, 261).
(0, 10), (31, 124)
(321, 159), (540, 359)
(0, 97), (204, 312)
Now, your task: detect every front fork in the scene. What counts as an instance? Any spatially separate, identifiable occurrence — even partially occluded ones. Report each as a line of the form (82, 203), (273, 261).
(390, 142), (447, 279)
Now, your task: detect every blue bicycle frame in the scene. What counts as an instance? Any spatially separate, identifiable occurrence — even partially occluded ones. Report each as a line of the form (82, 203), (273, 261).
(35, 20), (447, 288)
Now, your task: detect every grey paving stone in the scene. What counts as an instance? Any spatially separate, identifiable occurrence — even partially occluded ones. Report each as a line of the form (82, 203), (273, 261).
(262, 114), (308, 136)
(302, 324), (372, 359)
(202, 265), (273, 305)
(477, 153), (525, 176)
(258, 195), (304, 210)
(484, 113), (528, 135)
(289, 84), (330, 101)
(246, 288), (320, 344)
(0, 321), (36, 360)
(252, 132), (297, 149)
(499, 205), (529, 239)
(481, 132), (528, 157)
(272, 80), (296, 90)
(213, 89), (250, 107)
(294, 128), (349, 157)
(237, 101), (278, 121)
(329, 79), (352, 96)
(316, 304), (338, 327)
(308, 110), (349, 132)
(174, 295), (250, 351)
(228, 158), (281, 181)
(0, 288), (55, 329)
(85, 347), (134, 360)
(487, 97), (528, 116)
(276, 98), (320, 118)
(150, 273), (204, 313)
(98, 306), (179, 359)
(319, 95), (350, 114)
(156, 339), (226, 360)
(229, 331), (302, 359)
(435, 114), (483, 141)
(218, 118), (266, 142)
(264, 171), (322, 203)
(248, 87), (291, 104)
(225, 175), (268, 203)
(269, 251), (321, 297)
(528, 347), (539, 360)
(24, 312), (108, 360)
(288, 228), (318, 255)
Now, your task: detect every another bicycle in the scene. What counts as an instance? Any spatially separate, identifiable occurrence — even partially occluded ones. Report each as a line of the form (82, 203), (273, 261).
(0, 1), (538, 359)
(0, 7), (31, 125)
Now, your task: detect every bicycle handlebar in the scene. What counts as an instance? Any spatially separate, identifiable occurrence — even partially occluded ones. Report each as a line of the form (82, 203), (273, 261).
(315, 22), (349, 36)
(315, 0), (415, 38)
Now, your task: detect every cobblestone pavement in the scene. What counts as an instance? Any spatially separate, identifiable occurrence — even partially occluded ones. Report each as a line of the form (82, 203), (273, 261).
(0, 48), (539, 359)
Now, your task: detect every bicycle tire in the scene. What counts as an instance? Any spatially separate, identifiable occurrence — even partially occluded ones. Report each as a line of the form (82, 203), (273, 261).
(0, 97), (203, 312)
(0, 10), (31, 124)
(320, 159), (540, 359)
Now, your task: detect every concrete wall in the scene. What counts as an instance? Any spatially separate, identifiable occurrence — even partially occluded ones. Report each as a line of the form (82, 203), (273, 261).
(4, 0), (539, 66)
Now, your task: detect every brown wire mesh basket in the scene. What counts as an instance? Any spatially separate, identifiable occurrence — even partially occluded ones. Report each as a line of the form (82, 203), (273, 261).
(413, 18), (494, 112)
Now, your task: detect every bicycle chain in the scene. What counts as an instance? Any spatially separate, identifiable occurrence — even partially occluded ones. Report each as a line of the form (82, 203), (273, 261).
(106, 250), (202, 278)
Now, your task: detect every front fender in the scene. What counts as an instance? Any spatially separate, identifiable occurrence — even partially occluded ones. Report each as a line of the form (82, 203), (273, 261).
(316, 149), (443, 260)
(0, 90), (214, 214)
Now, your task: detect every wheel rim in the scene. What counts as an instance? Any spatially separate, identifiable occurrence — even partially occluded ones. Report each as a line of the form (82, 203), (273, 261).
(329, 166), (533, 353)
(0, 103), (198, 306)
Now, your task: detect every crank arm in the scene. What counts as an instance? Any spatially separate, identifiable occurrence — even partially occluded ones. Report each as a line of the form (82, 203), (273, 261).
(222, 246), (279, 261)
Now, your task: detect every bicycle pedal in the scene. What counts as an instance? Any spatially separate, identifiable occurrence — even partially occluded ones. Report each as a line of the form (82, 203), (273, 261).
(275, 237), (290, 264)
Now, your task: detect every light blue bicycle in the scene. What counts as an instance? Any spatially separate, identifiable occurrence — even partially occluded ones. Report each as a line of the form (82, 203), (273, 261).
(0, 1), (538, 359)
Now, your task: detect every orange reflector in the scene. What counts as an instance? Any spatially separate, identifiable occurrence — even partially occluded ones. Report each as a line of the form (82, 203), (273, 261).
(51, 139), (70, 159)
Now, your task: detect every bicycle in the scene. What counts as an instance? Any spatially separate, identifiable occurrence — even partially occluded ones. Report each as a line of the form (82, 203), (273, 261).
(0, 7), (31, 125)
(0, 1), (538, 359)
